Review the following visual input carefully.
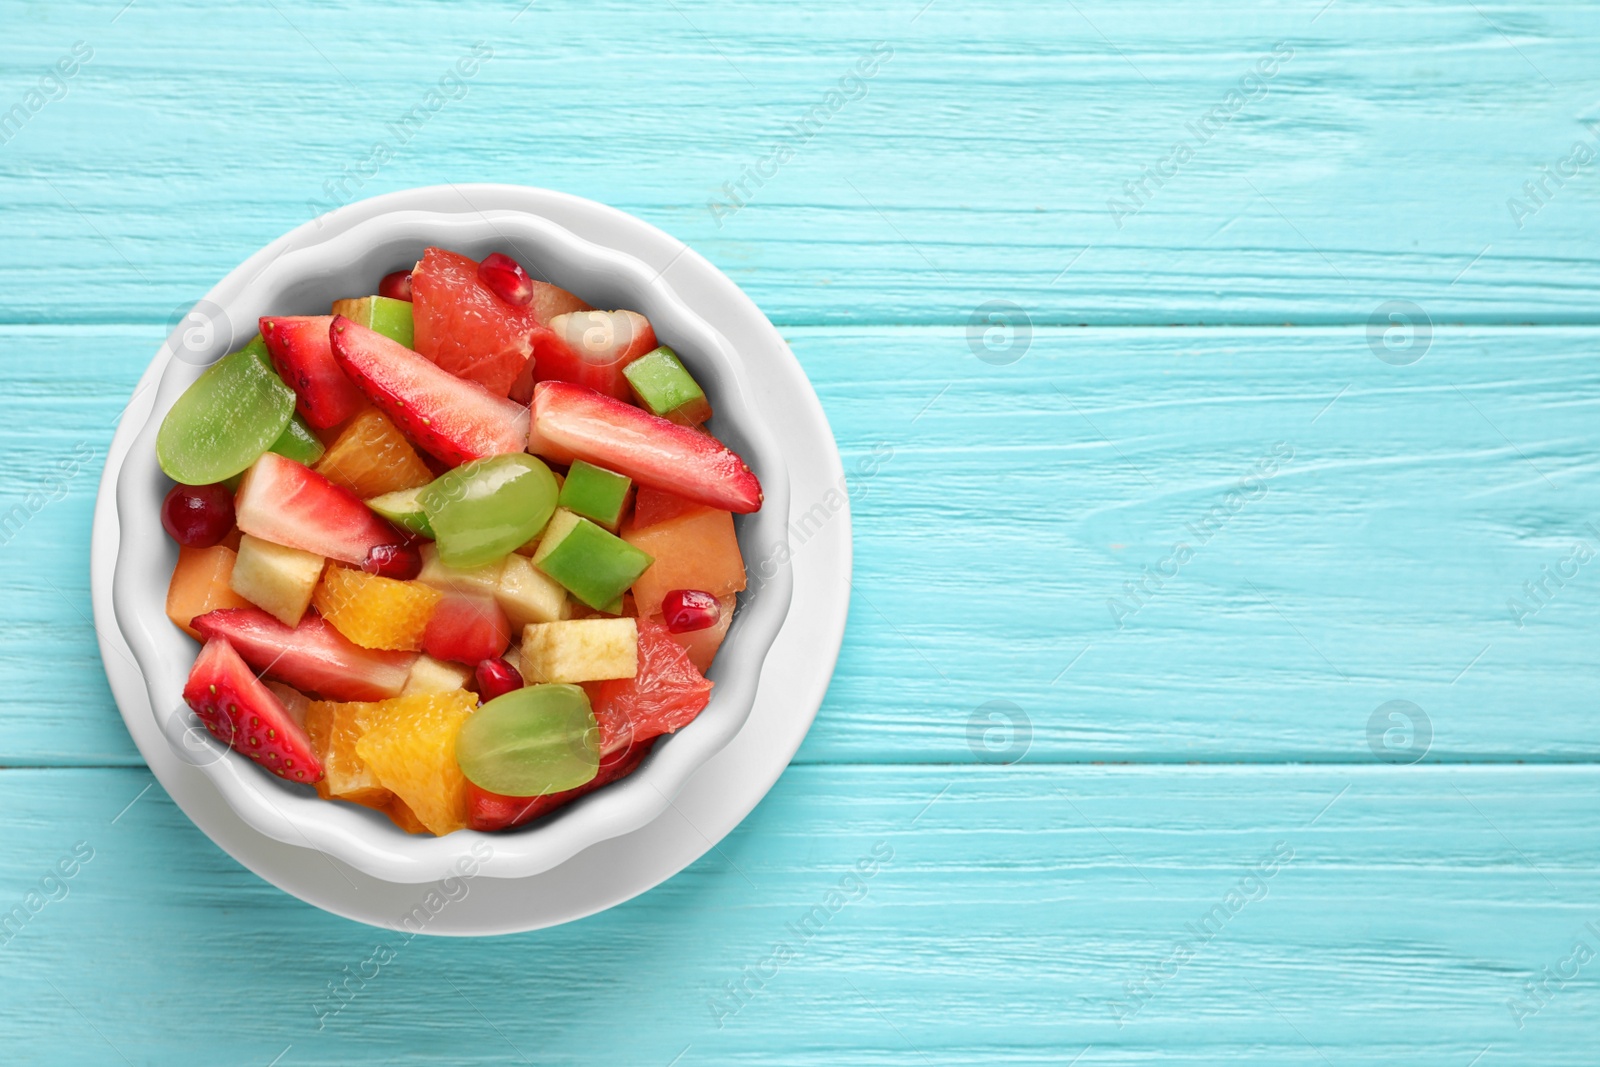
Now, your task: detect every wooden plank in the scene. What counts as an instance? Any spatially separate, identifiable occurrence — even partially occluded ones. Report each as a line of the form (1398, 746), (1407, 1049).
(0, 765), (1594, 1064)
(1, 3), (1598, 325)
(6, 324), (1599, 765)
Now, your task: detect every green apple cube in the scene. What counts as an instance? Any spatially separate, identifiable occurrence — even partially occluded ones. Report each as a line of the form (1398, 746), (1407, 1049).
(156, 343), (296, 485)
(622, 346), (711, 424)
(332, 295), (414, 348)
(532, 508), (654, 611)
(421, 454), (559, 568)
(557, 460), (632, 531)
(269, 413), (325, 466)
(367, 485), (434, 538)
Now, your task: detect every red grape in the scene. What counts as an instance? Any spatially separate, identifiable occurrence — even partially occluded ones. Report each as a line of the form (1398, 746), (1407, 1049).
(378, 270), (413, 302)
(161, 483), (235, 547)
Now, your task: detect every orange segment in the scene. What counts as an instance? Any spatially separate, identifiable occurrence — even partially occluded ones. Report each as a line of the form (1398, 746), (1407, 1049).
(166, 545), (252, 639)
(384, 797), (430, 834)
(623, 506), (746, 618)
(305, 699), (392, 808)
(313, 566), (441, 651)
(314, 407), (434, 498)
(354, 691), (478, 835)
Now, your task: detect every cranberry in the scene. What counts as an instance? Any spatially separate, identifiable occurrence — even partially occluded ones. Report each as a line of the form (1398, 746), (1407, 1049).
(363, 543), (422, 580)
(477, 252), (534, 306)
(379, 270), (413, 302)
(662, 589), (720, 633)
(161, 483), (235, 547)
(474, 657), (525, 703)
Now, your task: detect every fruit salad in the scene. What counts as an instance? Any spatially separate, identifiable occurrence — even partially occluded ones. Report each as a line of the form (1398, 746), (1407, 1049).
(157, 248), (761, 836)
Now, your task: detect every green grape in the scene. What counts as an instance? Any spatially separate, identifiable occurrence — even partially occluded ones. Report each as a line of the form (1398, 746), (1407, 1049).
(269, 413), (325, 466)
(156, 345), (296, 485)
(454, 684), (600, 796)
(420, 453), (558, 568)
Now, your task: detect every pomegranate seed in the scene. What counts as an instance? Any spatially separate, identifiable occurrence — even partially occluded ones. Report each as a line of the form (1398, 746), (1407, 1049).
(662, 589), (720, 633)
(161, 483), (235, 547)
(478, 252), (534, 306)
(378, 270), (413, 302)
(362, 543), (422, 580)
(474, 657), (525, 703)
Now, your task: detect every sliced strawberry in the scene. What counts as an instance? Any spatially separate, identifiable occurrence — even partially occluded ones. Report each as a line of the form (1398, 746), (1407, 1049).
(531, 381), (762, 513)
(259, 315), (366, 429)
(422, 592), (511, 664)
(590, 617), (714, 758)
(194, 608), (416, 701)
(183, 637), (325, 784)
(411, 247), (590, 396)
(329, 316), (529, 467)
(234, 451), (400, 565)
(529, 310), (658, 401)
(465, 737), (656, 832)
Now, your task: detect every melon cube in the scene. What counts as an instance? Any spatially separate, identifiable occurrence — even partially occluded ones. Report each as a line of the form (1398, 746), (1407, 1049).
(497, 552), (571, 628)
(520, 618), (638, 683)
(402, 654), (475, 695)
(166, 544), (252, 640)
(623, 506), (746, 618)
(231, 534), (326, 626)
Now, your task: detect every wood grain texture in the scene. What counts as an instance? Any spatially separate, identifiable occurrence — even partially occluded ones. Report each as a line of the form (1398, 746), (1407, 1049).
(3, 0), (1599, 1062)
(5, 324), (1598, 764)
(2, 766), (1597, 1066)
(0, 2), (1597, 325)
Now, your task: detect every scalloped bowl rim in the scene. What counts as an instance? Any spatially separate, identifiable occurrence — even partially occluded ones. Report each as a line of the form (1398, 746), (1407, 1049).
(106, 191), (793, 882)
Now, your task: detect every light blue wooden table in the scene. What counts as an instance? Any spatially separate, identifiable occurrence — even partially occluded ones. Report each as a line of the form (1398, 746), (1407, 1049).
(3, 1), (1598, 1063)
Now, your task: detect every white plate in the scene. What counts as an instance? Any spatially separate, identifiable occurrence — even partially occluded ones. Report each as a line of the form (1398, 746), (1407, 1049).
(90, 185), (851, 933)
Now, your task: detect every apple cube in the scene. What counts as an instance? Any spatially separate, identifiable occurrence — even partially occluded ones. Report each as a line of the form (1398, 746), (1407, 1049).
(557, 460), (632, 531)
(497, 552), (571, 628)
(623, 345), (712, 425)
(331, 295), (414, 349)
(230, 534), (326, 626)
(401, 654), (474, 695)
(417, 542), (503, 598)
(533, 508), (653, 611)
(520, 618), (638, 683)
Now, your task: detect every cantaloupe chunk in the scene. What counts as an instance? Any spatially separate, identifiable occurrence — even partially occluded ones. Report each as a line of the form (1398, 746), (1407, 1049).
(623, 506), (746, 618)
(166, 545), (252, 640)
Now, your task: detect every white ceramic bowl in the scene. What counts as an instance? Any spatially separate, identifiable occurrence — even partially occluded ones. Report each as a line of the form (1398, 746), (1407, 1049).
(108, 188), (793, 883)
